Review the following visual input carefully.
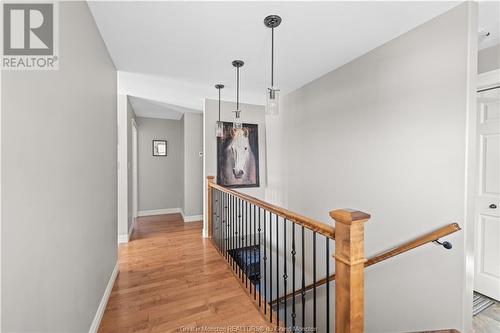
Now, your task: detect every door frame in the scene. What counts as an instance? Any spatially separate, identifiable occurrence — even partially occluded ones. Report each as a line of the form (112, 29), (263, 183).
(131, 118), (138, 222)
(464, 68), (500, 329)
(473, 69), (500, 296)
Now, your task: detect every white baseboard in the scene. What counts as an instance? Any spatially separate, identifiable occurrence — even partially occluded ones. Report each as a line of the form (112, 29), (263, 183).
(183, 214), (203, 222)
(137, 208), (181, 217)
(118, 219), (136, 244)
(117, 234), (128, 244)
(89, 261), (119, 333)
(128, 219), (134, 240)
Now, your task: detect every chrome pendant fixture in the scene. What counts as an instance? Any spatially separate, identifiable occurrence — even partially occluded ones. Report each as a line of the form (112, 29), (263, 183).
(264, 15), (282, 115)
(232, 60), (244, 129)
(215, 84), (224, 138)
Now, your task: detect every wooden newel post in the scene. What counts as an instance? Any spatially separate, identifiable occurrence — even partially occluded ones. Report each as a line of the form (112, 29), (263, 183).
(207, 176), (215, 238)
(330, 209), (371, 333)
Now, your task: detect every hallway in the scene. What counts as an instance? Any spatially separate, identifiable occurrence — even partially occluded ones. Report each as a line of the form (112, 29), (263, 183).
(98, 214), (271, 332)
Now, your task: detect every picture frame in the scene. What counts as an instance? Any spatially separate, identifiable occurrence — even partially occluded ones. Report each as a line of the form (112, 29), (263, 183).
(152, 140), (167, 156)
(217, 122), (259, 188)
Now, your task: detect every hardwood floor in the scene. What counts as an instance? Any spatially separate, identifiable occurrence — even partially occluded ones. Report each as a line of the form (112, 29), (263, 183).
(98, 213), (272, 333)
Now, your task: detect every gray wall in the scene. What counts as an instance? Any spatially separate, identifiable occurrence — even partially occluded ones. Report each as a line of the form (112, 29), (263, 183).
(204, 99), (266, 235)
(182, 113), (203, 217)
(137, 117), (182, 211)
(265, 3), (475, 332)
(126, 99), (136, 233)
(1, 2), (117, 332)
(478, 44), (500, 73)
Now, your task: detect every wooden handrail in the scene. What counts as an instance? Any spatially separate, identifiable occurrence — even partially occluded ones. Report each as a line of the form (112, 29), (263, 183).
(208, 180), (335, 240)
(271, 222), (461, 305)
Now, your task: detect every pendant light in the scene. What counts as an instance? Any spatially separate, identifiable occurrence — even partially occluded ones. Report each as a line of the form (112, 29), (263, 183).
(232, 60), (244, 129)
(215, 84), (224, 138)
(264, 15), (282, 115)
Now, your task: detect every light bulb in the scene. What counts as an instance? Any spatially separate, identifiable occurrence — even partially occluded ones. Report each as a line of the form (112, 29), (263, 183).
(265, 87), (280, 115)
(215, 121), (224, 138)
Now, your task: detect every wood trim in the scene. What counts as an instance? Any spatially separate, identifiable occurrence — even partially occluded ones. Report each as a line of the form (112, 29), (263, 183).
(271, 223), (461, 306)
(365, 223), (461, 267)
(208, 179), (335, 240)
(207, 176), (214, 238)
(331, 209), (370, 333)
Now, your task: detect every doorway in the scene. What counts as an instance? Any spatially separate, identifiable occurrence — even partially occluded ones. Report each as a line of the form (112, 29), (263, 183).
(472, 70), (500, 331)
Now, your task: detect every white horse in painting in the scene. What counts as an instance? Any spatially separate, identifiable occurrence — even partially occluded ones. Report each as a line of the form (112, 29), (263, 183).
(222, 128), (256, 185)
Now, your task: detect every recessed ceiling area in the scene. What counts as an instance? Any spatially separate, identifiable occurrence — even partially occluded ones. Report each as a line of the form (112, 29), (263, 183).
(89, 1), (497, 112)
(128, 96), (200, 120)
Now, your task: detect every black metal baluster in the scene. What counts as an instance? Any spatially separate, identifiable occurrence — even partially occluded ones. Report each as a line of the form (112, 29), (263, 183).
(313, 231), (317, 330)
(219, 191), (222, 252)
(269, 211), (273, 323)
(248, 203), (252, 295)
(326, 237), (330, 333)
(225, 193), (228, 260)
(258, 206), (262, 307)
(241, 199), (244, 283)
(263, 208), (267, 314)
(222, 192), (225, 258)
(237, 198), (241, 279)
(226, 193), (229, 262)
(214, 190), (218, 250)
(276, 214), (279, 327)
(217, 190), (220, 251)
(252, 205), (260, 301)
(283, 218), (288, 328)
(226, 193), (229, 261)
(233, 195), (236, 271)
(231, 195), (234, 266)
(301, 226), (305, 329)
(245, 201), (249, 289)
(292, 223), (296, 331)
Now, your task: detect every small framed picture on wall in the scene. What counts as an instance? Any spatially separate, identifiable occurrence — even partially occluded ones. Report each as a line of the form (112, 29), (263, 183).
(152, 140), (167, 156)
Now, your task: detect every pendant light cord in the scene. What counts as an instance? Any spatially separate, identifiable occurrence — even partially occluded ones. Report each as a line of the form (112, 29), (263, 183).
(236, 66), (240, 110)
(271, 27), (274, 87)
(218, 88), (221, 121)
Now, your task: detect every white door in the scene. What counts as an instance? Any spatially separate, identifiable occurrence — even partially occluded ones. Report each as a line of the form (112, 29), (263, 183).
(132, 119), (138, 221)
(474, 84), (500, 301)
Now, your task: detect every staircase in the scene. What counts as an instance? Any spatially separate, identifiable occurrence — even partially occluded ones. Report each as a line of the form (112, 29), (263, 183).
(206, 176), (462, 333)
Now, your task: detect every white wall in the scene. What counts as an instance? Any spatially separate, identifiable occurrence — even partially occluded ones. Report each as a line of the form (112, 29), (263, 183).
(183, 113), (204, 218)
(203, 99), (266, 236)
(137, 117), (182, 212)
(1, 2), (117, 331)
(478, 44), (500, 73)
(265, 3), (476, 332)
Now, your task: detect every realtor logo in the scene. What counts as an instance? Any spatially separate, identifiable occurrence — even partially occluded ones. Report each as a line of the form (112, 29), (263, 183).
(2, 2), (58, 70)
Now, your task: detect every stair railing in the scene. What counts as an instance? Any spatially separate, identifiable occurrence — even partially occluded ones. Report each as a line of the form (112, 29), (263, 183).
(207, 176), (369, 332)
(206, 176), (460, 333)
(271, 223), (461, 306)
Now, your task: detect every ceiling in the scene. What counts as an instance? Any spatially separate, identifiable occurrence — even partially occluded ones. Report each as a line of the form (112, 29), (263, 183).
(89, 1), (499, 115)
(128, 96), (200, 120)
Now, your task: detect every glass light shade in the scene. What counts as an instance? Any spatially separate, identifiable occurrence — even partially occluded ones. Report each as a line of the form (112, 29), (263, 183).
(233, 109), (242, 129)
(215, 121), (224, 138)
(266, 87), (280, 115)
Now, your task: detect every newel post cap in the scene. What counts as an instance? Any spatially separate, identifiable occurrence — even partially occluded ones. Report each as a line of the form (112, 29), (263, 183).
(329, 209), (371, 225)
(207, 175), (215, 182)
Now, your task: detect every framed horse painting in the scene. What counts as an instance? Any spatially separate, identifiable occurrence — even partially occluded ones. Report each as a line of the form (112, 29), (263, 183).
(217, 122), (259, 188)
